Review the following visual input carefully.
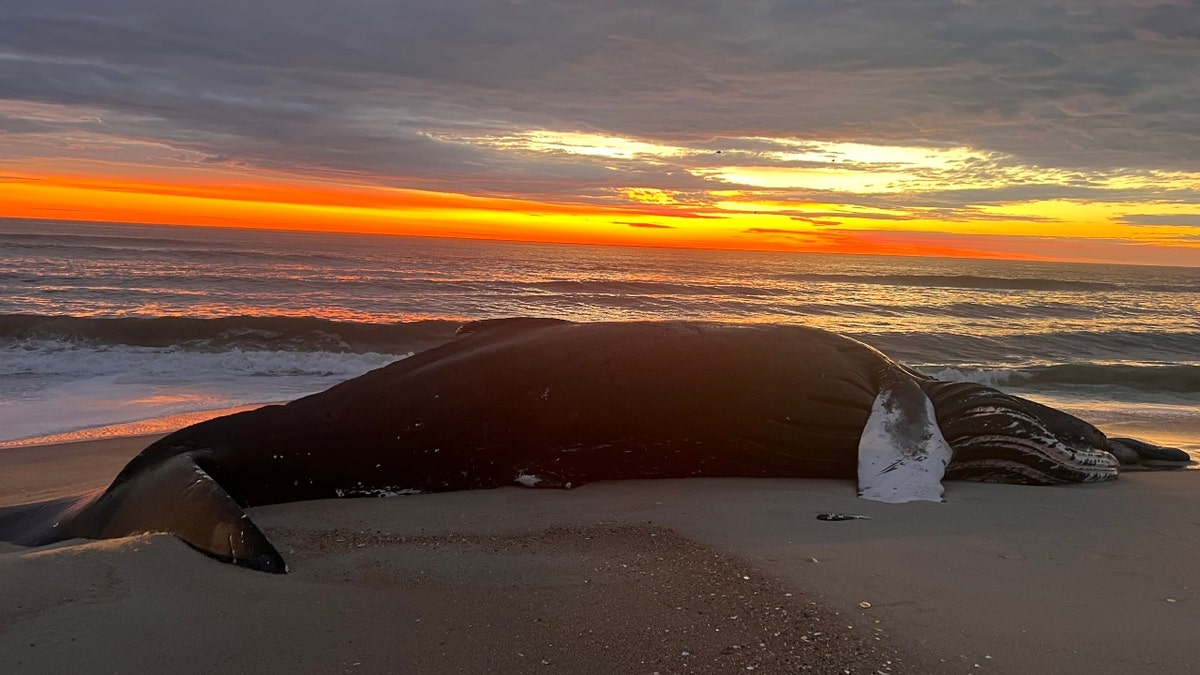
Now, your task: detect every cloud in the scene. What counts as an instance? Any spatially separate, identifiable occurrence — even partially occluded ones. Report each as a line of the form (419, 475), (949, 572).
(1118, 214), (1200, 227)
(789, 216), (841, 227)
(744, 228), (812, 236)
(615, 221), (675, 229)
(0, 0), (1198, 231)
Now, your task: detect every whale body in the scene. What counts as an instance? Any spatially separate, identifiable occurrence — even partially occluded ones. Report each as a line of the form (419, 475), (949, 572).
(0, 319), (1187, 572)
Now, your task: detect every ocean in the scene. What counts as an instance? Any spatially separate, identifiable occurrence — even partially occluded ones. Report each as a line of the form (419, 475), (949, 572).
(2, 218), (1197, 454)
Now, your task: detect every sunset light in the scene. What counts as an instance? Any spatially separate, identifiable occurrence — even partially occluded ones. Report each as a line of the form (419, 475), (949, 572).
(5, 136), (1198, 264)
(1, 4), (1199, 670)
(2, 3), (1198, 267)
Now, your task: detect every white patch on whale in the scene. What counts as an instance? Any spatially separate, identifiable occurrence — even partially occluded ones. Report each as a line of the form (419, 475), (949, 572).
(515, 473), (542, 487)
(857, 377), (953, 504)
(334, 487), (422, 497)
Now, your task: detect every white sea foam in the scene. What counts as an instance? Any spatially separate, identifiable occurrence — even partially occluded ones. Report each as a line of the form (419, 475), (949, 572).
(922, 367), (1030, 387)
(0, 340), (398, 379)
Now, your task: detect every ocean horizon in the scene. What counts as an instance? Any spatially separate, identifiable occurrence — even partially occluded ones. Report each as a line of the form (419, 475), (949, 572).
(2, 217), (1197, 453)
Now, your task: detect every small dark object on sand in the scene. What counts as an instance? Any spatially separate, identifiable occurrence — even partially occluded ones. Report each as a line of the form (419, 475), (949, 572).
(817, 513), (871, 521)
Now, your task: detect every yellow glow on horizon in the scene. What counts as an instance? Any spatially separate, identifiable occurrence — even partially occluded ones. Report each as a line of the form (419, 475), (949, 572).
(3, 156), (1199, 265)
(0, 94), (1197, 266)
(2, 171), (732, 249)
(0, 171), (1039, 260)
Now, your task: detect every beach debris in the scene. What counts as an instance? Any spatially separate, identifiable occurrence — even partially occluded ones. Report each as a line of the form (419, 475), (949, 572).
(859, 601), (872, 609)
(816, 513), (871, 521)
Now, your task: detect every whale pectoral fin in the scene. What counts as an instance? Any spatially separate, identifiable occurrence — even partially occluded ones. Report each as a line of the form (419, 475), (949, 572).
(857, 375), (954, 504)
(1109, 437), (1192, 468)
(67, 454), (287, 573)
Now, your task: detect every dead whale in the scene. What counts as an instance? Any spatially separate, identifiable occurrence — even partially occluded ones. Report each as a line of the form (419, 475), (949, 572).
(0, 319), (1187, 572)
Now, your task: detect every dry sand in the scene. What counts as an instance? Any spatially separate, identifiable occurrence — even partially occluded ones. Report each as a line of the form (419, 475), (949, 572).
(2, 435), (1198, 674)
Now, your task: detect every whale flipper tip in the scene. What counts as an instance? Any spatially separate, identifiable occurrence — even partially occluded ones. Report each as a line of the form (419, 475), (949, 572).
(1109, 437), (1192, 468)
(1, 453), (288, 574)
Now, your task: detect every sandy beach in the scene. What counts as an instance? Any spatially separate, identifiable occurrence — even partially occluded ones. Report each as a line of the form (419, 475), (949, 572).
(4, 0), (1199, 669)
(0, 433), (1196, 674)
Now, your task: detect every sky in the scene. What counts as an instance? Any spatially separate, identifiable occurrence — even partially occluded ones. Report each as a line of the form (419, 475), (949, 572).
(1, 0), (1199, 265)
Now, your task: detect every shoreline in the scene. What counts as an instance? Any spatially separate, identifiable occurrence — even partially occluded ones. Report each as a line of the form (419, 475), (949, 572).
(3, 433), (1200, 672)
(0, 403), (275, 451)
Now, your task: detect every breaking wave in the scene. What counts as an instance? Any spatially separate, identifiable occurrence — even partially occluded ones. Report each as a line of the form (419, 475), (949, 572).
(922, 363), (1200, 394)
(776, 273), (1193, 294)
(0, 314), (459, 354)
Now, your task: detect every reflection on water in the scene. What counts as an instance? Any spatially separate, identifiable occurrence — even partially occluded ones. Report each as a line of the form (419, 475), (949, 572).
(4, 221), (1195, 339)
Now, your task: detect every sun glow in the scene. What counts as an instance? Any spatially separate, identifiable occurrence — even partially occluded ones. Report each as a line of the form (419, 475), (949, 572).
(3, 121), (1199, 265)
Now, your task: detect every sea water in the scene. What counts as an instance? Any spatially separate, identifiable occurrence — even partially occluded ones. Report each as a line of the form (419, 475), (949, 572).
(1, 218), (1197, 452)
